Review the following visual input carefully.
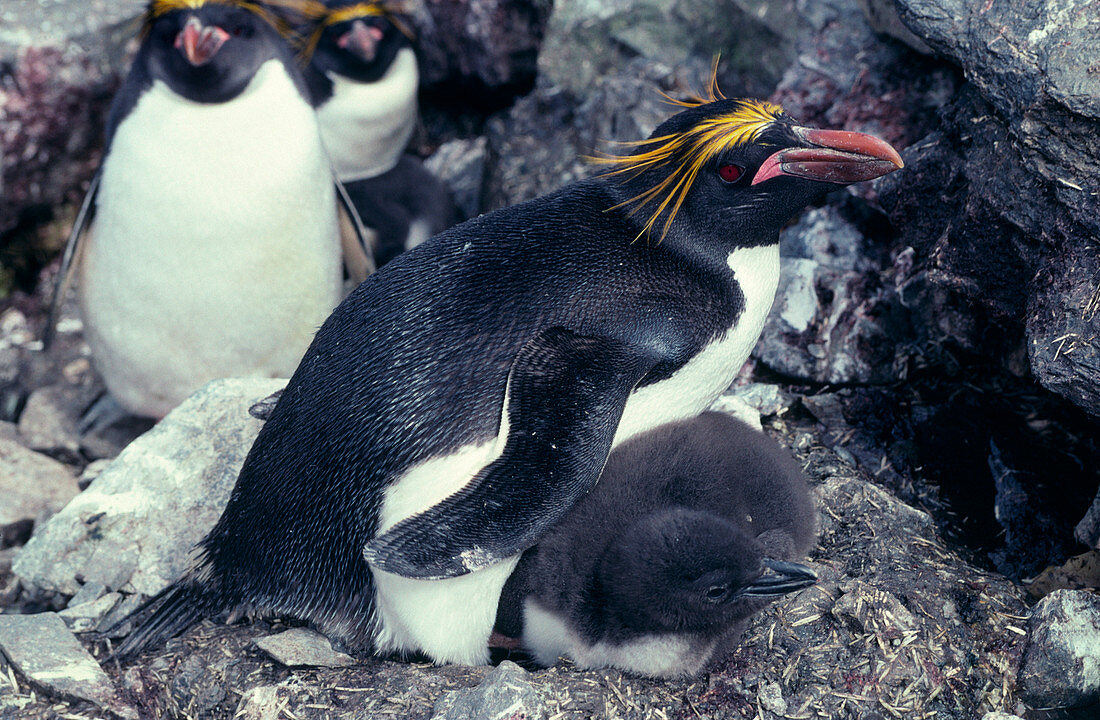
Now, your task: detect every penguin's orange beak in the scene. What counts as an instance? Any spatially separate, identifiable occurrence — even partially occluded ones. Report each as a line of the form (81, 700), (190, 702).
(338, 20), (384, 62)
(175, 16), (230, 67)
(752, 127), (904, 186)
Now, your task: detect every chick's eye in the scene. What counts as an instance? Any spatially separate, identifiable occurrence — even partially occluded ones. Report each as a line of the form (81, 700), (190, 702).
(718, 164), (744, 183)
(704, 584), (730, 602)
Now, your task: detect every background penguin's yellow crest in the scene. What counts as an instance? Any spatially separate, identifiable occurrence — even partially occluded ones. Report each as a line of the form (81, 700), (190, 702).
(594, 89), (785, 243)
(298, 1), (415, 61)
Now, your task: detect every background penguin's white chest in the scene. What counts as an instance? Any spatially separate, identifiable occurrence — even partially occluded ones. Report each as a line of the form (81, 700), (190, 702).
(80, 59), (342, 417)
(316, 47), (418, 181)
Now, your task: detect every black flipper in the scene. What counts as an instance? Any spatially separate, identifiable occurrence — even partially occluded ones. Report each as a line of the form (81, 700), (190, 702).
(43, 170), (99, 350)
(336, 178), (376, 283)
(363, 326), (661, 579)
(107, 584), (204, 660)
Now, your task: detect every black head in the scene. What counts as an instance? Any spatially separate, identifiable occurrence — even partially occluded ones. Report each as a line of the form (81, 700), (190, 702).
(598, 90), (903, 249)
(140, 0), (296, 103)
(304, 1), (414, 82)
(596, 509), (817, 635)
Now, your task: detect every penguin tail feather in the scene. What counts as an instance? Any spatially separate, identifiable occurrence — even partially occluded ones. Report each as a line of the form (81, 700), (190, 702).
(106, 583), (205, 661)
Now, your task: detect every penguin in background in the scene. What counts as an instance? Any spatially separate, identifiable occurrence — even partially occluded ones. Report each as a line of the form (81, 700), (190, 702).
(115, 85), (901, 666)
(301, 0), (458, 266)
(493, 411), (818, 679)
(46, 0), (372, 420)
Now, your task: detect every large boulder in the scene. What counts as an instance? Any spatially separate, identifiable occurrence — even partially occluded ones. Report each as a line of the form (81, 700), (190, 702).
(889, 0), (1100, 417)
(13, 378), (282, 597)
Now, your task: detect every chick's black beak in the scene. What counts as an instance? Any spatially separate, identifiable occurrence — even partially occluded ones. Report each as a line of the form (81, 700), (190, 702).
(752, 126), (904, 186)
(742, 558), (818, 598)
(338, 20), (384, 62)
(175, 16), (230, 67)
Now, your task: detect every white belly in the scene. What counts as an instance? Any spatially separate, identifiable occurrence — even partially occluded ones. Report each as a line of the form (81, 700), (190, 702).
(368, 243), (780, 665)
(80, 60), (342, 417)
(523, 598), (717, 678)
(316, 48), (418, 182)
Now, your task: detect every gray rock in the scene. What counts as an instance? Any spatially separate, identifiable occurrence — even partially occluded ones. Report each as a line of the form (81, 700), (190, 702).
(1018, 589), (1100, 709)
(424, 137), (489, 220)
(856, 0), (931, 54)
(0, 0), (143, 238)
(981, 714), (1025, 720)
(1076, 489), (1100, 551)
(0, 612), (136, 718)
(486, 57), (712, 209)
(416, 0), (551, 91)
(58, 591), (121, 633)
(431, 661), (544, 720)
(16, 383), (95, 462)
(754, 207), (909, 384)
(538, 0), (798, 100)
(0, 437), (80, 547)
(725, 383), (792, 418)
(13, 377), (284, 596)
(253, 628), (358, 668)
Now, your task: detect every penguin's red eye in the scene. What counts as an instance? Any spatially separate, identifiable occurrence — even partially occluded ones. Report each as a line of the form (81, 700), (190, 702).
(718, 164), (744, 183)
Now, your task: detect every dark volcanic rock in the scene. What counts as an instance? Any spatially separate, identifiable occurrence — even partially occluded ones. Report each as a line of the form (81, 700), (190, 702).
(890, 0), (1100, 416)
(0, 1), (141, 279)
(416, 0), (551, 95)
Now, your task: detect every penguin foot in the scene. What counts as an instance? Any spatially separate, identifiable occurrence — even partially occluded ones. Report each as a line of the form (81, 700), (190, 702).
(248, 388), (285, 421)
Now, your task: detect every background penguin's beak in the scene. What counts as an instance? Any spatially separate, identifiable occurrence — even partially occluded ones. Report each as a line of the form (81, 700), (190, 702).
(338, 20), (384, 62)
(752, 127), (904, 186)
(742, 558), (818, 597)
(175, 16), (230, 67)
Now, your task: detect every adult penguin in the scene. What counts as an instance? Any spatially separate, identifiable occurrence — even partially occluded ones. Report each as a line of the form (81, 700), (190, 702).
(117, 86), (902, 664)
(302, 0), (457, 266)
(47, 0), (371, 419)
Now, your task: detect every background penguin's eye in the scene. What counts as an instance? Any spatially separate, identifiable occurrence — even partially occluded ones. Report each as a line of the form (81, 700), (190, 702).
(718, 164), (744, 183)
(232, 25), (246, 38)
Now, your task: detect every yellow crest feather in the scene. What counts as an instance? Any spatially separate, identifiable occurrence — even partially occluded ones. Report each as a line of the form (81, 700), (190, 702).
(592, 89), (785, 243)
(143, 0), (325, 38)
(297, 1), (415, 62)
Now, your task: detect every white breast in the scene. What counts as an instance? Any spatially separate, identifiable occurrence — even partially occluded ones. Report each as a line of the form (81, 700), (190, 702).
(367, 242), (781, 665)
(613, 243), (781, 443)
(80, 59), (342, 417)
(523, 598), (718, 678)
(316, 47), (418, 182)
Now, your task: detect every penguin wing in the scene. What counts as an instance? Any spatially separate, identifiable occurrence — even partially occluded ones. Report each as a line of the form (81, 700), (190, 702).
(336, 178), (376, 283)
(43, 169), (100, 349)
(363, 326), (663, 579)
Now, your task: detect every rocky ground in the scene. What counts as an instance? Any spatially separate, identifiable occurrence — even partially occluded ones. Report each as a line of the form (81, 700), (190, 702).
(2, 0), (1099, 719)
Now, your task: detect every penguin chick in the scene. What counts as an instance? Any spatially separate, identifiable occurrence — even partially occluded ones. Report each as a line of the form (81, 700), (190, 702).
(303, 0), (419, 182)
(49, 0), (370, 418)
(116, 88), (900, 666)
(343, 155), (459, 266)
(495, 411), (817, 678)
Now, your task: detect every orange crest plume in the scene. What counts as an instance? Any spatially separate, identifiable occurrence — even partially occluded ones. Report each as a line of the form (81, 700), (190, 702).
(297, 1), (415, 61)
(142, 0), (326, 38)
(592, 75), (785, 243)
